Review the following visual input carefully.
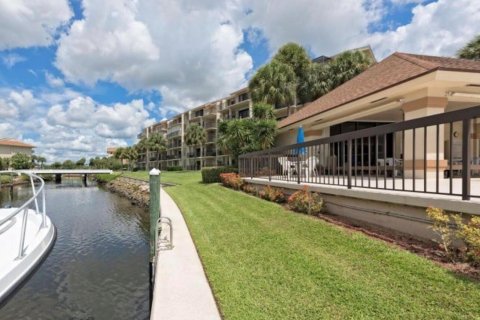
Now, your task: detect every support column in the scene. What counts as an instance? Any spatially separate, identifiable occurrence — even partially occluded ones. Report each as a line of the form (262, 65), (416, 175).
(402, 97), (448, 179)
(55, 174), (62, 183)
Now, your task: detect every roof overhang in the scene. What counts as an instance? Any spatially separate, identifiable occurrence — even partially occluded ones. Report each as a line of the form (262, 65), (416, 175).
(279, 69), (480, 133)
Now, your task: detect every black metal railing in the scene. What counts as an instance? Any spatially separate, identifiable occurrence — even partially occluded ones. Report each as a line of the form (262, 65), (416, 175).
(239, 106), (480, 200)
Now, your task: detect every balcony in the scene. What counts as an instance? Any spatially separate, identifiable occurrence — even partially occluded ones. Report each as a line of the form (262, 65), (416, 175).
(204, 121), (217, 129)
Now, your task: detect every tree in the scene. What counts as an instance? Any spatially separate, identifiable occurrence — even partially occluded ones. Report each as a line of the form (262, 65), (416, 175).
(76, 158), (86, 167)
(252, 102), (275, 120)
(51, 161), (62, 169)
(0, 157), (10, 170)
(458, 34), (480, 60)
(327, 50), (372, 90)
(249, 60), (297, 110)
(123, 147), (138, 171)
(62, 160), (75, 169)
(113, 147), (124, 159)
(185, 124), (207, 147)
(273, 43), (311, 80)
(37, 156), (46, 169)
(298, 63), (330, 103)
(148, 133), (167, 160)
(10, 153), (32, 169)
(217, 114), (277, 162)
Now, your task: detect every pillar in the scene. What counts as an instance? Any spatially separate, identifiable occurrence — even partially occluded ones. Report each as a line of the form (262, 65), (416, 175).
(402, 97), (448, 179)
(55, 174), (62, 183)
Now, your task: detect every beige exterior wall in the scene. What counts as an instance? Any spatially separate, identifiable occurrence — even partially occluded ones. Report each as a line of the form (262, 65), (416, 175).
(0, 145), (33, 158)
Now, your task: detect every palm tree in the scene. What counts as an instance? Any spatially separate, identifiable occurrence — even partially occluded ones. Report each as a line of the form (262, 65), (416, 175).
(37, 156), (46, 169)
(254, 119), (277, 150)
(327, 51), (372, 90)
(185, 124), (207, 149)
(148, 133), (167, 161)
(123, 147), (138, 171)
(252, 103), (275, 120)
(458, 34), (480, 60)
(249, 60), (297, 114)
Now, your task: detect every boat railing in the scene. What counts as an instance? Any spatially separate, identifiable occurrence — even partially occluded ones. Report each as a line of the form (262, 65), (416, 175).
(0, 171), (46, 259)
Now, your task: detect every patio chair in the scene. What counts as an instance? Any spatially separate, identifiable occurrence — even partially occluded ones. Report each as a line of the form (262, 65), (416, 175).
(277, 156), (296, 180)
(305, 155), (319, 180)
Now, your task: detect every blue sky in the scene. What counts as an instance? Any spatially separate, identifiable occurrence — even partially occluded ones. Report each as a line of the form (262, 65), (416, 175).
(0, 0), (478, 161)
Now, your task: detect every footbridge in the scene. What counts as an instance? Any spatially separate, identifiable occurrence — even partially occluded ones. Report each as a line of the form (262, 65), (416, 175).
(24, 169), (113, 184)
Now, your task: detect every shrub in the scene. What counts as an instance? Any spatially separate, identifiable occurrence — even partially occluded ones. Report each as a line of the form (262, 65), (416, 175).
(0, 175), (12, 184)
(288, 187), (323, 216)
(259, 185), (286, 203)
(220, 173), (243, 190)
(201, 166), (237, 183)
(166, 166), (183, 171)
(426, 207), (480, 265)
(241, 183), (257, 194)
(456, 216), (480, 265)
(426, 207), (458, 260)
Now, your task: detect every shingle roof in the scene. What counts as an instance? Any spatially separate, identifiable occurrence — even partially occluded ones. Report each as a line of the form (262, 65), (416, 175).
(0, 138), (35, 148)
(279, 52), (480, 128)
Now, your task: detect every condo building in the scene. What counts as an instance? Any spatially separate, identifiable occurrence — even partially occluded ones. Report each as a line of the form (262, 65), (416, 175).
(137, 46), (377, 171)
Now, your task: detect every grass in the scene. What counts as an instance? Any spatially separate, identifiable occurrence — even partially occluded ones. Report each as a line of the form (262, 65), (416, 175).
(161, 171), (480, 320)
(95, 172), (122, 183)
(121, 170), (200, 185)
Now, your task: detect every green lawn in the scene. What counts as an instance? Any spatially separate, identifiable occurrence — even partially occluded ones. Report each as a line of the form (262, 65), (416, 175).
(120, 170), (200, 185)
(152, 171), (480, 319)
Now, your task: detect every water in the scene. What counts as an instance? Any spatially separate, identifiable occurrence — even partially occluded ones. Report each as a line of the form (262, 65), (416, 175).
(0, 178), (150, 319)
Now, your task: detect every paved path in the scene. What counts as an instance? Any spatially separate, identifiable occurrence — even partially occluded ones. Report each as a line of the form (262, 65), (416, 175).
(150, 188), (221, 320)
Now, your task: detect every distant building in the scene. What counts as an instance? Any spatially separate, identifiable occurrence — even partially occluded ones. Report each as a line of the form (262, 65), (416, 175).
(106, 147), (117, 157)
(0, 138), (35, 159)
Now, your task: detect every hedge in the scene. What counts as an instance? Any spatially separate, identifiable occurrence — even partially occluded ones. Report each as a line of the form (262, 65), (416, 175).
(201, 166), (238, 183)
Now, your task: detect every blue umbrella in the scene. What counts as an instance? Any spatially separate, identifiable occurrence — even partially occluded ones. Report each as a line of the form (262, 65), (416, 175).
(296, 126), (306, 155)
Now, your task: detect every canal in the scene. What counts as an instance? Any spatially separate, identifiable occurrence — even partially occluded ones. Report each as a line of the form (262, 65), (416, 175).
(0, 178), (150, 319)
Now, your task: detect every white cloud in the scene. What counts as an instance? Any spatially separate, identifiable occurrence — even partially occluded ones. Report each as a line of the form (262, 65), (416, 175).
(0, 0), (72, 49)
(366, 0), (480, 58)
(0, 87), (154, 162)
(55, 0), (253, 113)
(239, 0), (381, 57)
(45, 72), (65, 88)
(2, 53), (26, 68)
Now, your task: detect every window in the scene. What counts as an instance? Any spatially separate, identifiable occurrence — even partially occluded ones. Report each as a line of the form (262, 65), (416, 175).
(238, 93), (249, 102)
(238, 108), (249, 118)
(194, 110), (204, 117)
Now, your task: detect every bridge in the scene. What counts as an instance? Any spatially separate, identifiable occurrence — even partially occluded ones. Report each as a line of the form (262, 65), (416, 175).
(24, 169), (113, 184)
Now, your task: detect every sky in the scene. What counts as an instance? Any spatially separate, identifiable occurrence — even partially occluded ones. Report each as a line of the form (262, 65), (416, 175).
(0, 0), (479, 162)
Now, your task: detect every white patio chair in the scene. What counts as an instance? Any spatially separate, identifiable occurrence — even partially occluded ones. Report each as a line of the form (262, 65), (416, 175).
(278, 156), (296, 180)
(304, 155), (319, 180)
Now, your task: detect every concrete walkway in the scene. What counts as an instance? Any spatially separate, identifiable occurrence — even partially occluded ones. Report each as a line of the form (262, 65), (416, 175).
(150, 188), (221, 320)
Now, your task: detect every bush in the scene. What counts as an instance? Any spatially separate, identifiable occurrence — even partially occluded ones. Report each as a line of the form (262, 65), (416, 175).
(426, 207), (480, 265)
(0, 175), (12, 184)
(259, 185), (286, 203)
(10, 153), (31, 169)
(288, 187), (323, 216)
(241, 183), (257, 194)
(201, 166), (237, 183)
(220, 173), (243, 190)
(166, 166), (183, 171)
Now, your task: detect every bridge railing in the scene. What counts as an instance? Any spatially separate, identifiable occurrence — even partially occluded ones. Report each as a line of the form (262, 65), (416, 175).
(0, 171), (47, 259)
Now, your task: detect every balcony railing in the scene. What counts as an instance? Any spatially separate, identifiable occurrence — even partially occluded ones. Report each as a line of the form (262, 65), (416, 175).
(239, 105), (480, 200)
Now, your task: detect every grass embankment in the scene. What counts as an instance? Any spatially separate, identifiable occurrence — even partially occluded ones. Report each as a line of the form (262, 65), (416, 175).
(95, 173), (122, 183)
(160, 171), (480, 319)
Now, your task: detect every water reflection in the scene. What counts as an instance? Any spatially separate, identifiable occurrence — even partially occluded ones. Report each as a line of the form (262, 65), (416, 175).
(0, 178), (149, 319)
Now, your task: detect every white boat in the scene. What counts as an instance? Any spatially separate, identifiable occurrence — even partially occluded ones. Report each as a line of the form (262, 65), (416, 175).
(0, 171), (55, 302)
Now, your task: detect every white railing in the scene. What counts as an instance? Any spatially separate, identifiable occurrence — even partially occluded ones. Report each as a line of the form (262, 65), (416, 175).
(0, 171), (47, 259)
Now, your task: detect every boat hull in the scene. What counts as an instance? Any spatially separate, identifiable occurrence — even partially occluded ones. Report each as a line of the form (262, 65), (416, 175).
(0, 209), (56, 302)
